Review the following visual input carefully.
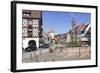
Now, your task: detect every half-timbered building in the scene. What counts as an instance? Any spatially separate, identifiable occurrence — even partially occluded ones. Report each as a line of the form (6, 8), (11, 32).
(22, 10), (43, 50)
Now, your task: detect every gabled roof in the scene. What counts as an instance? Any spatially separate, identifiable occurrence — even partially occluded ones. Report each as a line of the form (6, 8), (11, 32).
(76, 24), (89, 32)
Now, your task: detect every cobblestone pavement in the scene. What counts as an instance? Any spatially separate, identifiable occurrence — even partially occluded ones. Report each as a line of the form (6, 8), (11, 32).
(22, 47), (91, 63)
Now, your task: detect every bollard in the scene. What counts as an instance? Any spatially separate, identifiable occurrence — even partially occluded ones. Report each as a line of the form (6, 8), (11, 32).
(40, 50), (42, 55)
(34, 52), (39, 62)
(30, 54), (33, 61)
(78, 47), (81, 56)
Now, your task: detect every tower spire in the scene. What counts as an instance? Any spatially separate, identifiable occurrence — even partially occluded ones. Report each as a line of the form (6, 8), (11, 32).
(72, 17), (76, 25)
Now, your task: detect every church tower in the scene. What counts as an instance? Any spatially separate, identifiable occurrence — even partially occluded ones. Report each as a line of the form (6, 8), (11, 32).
(71, 17), (77, 42)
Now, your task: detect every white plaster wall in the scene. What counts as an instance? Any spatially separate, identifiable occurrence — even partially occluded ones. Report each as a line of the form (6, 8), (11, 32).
(50, 32), (54, 39)
(67, 33), (71, 43)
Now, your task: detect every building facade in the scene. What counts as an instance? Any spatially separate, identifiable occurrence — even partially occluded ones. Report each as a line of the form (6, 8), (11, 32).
(22, 10), (43, 49)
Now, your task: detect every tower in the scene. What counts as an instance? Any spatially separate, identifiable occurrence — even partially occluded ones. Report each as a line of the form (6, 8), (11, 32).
(71, 17), (77, 42)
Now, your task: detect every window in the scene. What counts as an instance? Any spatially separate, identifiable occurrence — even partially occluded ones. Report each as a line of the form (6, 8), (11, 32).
(33, 19), (39, 27)
(33, 28), (39, 37)
(22, 28), (27, 37)
(22, 19), (27, 27)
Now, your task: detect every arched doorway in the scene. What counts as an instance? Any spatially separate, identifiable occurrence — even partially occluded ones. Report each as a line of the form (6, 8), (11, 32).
(25, 40), (37, 52)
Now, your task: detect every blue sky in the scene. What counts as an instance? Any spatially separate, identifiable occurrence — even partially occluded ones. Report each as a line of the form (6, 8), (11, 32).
(42, 11), (91, 35)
